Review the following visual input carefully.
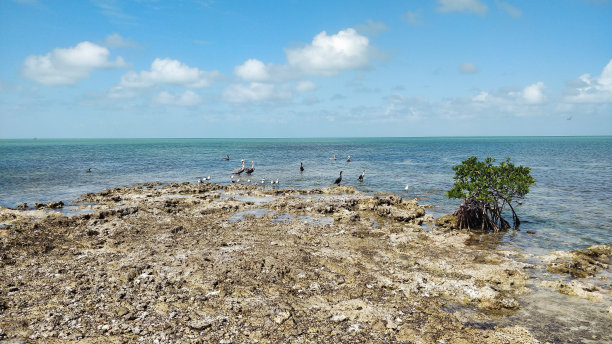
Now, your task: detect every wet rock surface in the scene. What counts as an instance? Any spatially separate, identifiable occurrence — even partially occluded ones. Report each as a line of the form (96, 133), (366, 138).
(0, 182), (589, 343)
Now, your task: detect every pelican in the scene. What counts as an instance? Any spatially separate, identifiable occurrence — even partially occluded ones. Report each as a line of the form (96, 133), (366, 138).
(329, 154), (337, 160)
(346, 155), (351, 162)
(232, 160), (245, 174)
(300, 162), (304, 172)
(222, 155), (230, 161)
(358, 170), (365, 182)
(245, 161), (255, 174)
(334, 171), (343, 185)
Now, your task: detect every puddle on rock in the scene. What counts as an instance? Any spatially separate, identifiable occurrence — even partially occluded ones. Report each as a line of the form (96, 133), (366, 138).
(271, 213), (334, 225)
(229, 209), (271, 222)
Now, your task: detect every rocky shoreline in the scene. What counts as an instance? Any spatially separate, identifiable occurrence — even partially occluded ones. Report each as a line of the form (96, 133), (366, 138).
(0, 182), (609, 343)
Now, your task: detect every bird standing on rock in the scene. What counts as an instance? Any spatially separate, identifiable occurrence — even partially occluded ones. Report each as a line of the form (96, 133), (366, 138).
(334, 171), (343, 185)
(232, 160), (245, 174)
(245, 161), (255, 174)
(358, 170), (365, 182)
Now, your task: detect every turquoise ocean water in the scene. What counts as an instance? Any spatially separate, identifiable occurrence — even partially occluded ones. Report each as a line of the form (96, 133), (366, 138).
(1, 137), (610, 254)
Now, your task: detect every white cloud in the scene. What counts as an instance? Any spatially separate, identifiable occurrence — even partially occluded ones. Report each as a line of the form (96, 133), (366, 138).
(22, 41), (128, 85)
(234, 59), (271, 82)
(117, 58), (222, 89)
(354, 19), (389, 36)
(285, 28), (372, 76)
(296, 80), (316, 92)
(154, 90), (203, 107)
(523, 81), (546, 104)
(403, 10), (424, 25)
(459, 62), (479, 74)
(495, 1), (522, 17)
(103, 33), (137, 48)
(222, 83), (291, 103)
(564, 58), (612, 103)
(437, 0), (488, 15)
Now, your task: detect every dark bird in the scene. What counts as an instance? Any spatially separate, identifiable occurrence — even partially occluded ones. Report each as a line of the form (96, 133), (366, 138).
(245, 161), (255, 174)
(222, 155), (230, 161)
(86, 168), (92, 173)
(300, 162), (304, 172)
(334, 171), (343, 185)
(358, 170), (365, 182)
(232, 160), (245, 174)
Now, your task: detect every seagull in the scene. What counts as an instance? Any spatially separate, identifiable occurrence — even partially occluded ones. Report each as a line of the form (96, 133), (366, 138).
(404, 185), (409, 191)
(222, 155), (230, 161)
(231, 175), (236, 184)
(206, 176), (211, 180)
(346, 155), (351, 162)
(358, 170), (365, 182)
(334, 171), (343, 185)
(300, 162), (304, 172)
(329, 154), (337, 160)
(232, 160), (245, 174)
(245, 161), (255, 174)
(274, 179), (279, 184)
(261, 178), (266, 184)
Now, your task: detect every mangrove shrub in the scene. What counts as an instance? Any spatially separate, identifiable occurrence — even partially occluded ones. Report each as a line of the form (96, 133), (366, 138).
(447, 156), (535, 231)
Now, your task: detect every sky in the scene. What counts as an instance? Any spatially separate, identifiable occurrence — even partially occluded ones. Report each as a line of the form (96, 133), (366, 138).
(0, 0), (611, 138)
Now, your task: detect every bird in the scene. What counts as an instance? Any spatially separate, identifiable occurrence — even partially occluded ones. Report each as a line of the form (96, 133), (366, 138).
(300, 162), (304, 172)
(274, 179), (279, 184)
(334, 171), (343, 185)
(231, 175), (236, 183)
(222, 155), (230, 161)
(245, 161), (255, 174)
(346, 155), (351, 162)
(232, 160), (245, 174)
(329, 154), (337, 160)
(404, 185), (409, 191)
(206, 176), (211, 180)
(86, 168), (92, 173)
(261, 178), (266, 184)
(358, 170), (365, 182)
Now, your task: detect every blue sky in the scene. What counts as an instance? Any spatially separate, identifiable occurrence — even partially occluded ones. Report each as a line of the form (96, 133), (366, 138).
(0, 0), (611, 138)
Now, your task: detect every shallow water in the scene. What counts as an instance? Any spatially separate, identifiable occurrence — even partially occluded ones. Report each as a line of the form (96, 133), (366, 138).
(1, 137), (611, 253)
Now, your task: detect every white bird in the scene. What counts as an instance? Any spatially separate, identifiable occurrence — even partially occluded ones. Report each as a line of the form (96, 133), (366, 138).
(329, 154), (337, 160)
(346, 155), (351, 162)
(261, 178), (266, 184)
(247, 179), (251, 183)
(206, 176), (211, 180)
(358, 170), (365, 182)
(274, 179), (279, 184)
(404, 185), (409, 191)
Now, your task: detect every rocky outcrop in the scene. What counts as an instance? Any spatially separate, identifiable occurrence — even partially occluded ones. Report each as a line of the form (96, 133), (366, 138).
(0, 183), (543, 343)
